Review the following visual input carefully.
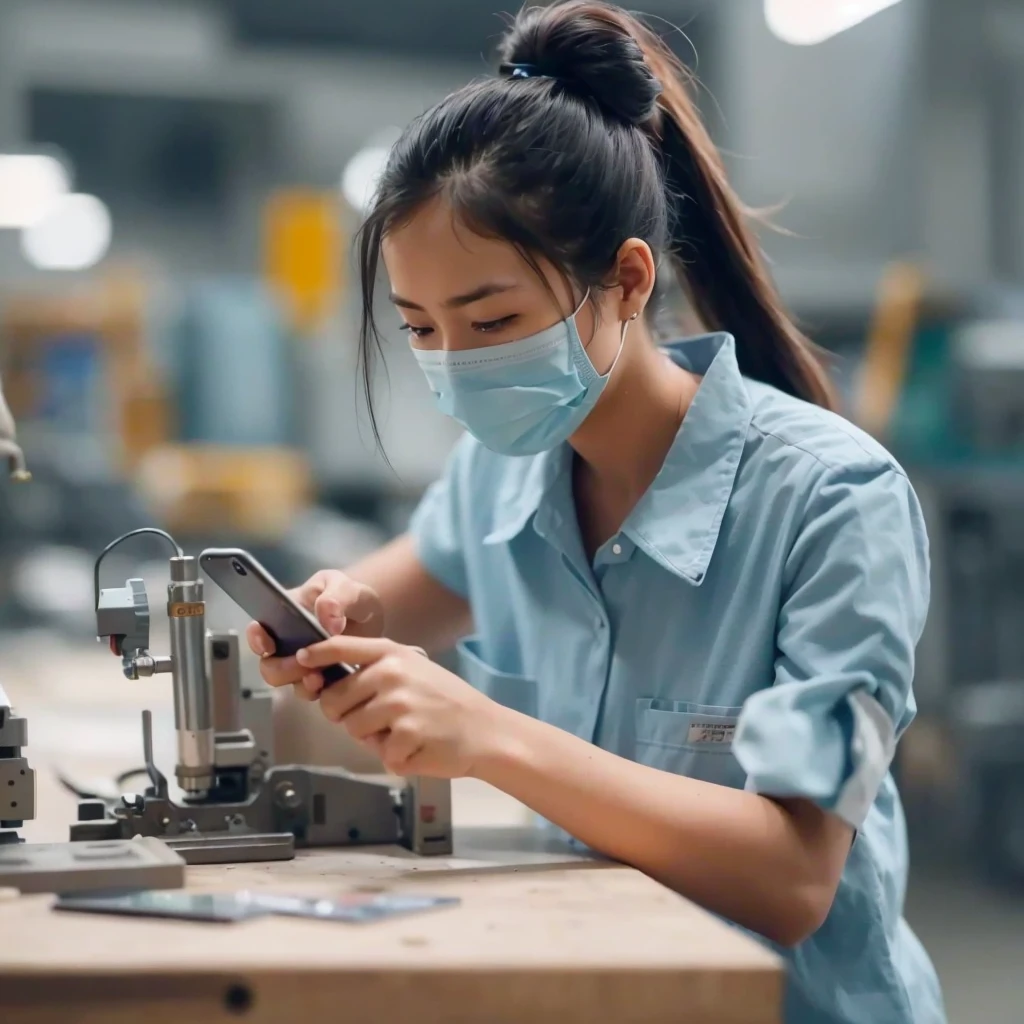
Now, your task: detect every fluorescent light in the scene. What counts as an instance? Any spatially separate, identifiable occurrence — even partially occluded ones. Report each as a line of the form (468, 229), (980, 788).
(765, 0), (903, 45)
(340, 128), (401, 215)
(21, 193), (112, 271)
(0, 154), (70, 229)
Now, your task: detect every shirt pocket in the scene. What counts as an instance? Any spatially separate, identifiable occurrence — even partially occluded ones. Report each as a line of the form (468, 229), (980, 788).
(456, 635), (538, 718)
(634, 699), (747, 789)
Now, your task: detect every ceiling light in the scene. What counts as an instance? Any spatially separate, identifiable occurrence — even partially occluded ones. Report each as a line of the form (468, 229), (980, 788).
(0, 154), (70, 229)
(765, 0), (903, 45)
(340, 129), (401, 215)
(21, 193), (112, 271)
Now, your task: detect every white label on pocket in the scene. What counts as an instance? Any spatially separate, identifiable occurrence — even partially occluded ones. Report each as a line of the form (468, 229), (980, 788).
(687, 721), (736, 746)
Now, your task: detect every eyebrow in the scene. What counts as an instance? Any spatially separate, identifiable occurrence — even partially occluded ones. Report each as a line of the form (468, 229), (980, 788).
(389, 282), (520, 312)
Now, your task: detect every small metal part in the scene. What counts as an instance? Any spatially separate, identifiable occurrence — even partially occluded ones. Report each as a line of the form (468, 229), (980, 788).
(0, 684), (36, 842)
(121, 793), (146, 813)
(131, 655), (173, 678)
(137, 711), (167, 804)
(162, 831), (295, 865)
(77, 800), (107, 822)
(96, 579), (150, 672)
(210, 632), (243, 733)
(274, 782), (302, 811)
(402, 776), (454, 856)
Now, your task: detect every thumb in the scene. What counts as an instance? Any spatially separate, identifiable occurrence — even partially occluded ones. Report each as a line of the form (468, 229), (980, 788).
(314, 591), (346, 635)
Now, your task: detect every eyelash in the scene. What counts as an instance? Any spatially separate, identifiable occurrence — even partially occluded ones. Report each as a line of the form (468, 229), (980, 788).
(399, 315), (518, 339)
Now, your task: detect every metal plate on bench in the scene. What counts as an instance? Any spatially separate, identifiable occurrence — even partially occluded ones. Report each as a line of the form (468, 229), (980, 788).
(0, 837), (185, 894)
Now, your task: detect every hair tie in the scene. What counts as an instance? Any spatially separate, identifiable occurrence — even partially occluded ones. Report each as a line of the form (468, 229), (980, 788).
(500, 63), (545, 81)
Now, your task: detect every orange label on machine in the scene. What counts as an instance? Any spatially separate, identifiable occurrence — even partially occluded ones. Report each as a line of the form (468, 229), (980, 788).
(168, 602), (204, 618)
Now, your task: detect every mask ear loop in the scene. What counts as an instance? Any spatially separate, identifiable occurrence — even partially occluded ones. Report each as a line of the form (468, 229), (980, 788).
(602, 309), (639, 379)
(570, 289), (641, 379)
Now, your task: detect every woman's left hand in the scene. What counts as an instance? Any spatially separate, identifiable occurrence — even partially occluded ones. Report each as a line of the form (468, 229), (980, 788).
(295, 636), (505, 778)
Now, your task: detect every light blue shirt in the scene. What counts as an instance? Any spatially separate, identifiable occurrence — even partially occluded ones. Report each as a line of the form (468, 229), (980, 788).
(409, 333), (945, 1024)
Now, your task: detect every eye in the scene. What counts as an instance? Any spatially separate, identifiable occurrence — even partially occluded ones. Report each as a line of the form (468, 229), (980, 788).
(473, 315), (518, 334)
(398, 323), (434, 339)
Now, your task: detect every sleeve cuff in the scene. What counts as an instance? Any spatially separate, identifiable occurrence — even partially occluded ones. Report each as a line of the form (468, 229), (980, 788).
(733, 683), (896, 829)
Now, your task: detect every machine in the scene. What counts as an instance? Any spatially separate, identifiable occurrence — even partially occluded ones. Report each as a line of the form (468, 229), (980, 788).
(70, 528), (453, 863)
(0, 369), (451, 866)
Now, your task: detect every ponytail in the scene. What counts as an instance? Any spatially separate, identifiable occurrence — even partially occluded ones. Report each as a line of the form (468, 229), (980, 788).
(579, 4), (836, 409)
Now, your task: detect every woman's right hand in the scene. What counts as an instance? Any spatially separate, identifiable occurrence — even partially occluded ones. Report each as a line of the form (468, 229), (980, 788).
(244, 569), (385, 700)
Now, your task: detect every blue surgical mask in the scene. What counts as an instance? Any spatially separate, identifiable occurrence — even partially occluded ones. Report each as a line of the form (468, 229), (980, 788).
(411, 292), (633, 456)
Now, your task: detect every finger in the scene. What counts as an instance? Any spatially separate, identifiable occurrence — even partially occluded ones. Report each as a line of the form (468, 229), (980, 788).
(302, 672), (324, 696)
(291, 681), (317, 702)
(246, 622), (275, 657)
(258, 654), (303, 689)
(340, 696), (401, 743)
(296, 634), (397, 671)
(291, 570), (334, 613)
(380, 720), (423, 774)
(313, 578), (378, 635)
(318, 670), (379, 723)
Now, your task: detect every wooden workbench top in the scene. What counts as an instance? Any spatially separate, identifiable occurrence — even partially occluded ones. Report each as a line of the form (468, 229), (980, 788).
(0, 636), (782, 1024)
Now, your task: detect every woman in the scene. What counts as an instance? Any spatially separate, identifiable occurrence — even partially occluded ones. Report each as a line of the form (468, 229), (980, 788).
(248, 4), (944, 1021)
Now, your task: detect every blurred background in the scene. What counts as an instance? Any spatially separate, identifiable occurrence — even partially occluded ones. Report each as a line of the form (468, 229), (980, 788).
(0, 0), (1022, 1018)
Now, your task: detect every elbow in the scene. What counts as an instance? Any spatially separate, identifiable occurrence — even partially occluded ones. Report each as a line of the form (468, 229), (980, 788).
(762, 882), (837, 949)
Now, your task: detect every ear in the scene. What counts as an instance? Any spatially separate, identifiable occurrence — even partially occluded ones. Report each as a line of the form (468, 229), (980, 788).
(613, 238), (657, 320)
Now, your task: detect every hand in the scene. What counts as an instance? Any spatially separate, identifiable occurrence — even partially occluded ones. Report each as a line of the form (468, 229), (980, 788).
(295, 635), (505, 778)
(245, 570), (384, 700)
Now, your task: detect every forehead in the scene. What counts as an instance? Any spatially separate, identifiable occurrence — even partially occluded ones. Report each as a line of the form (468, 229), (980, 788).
(381, 197), (533, 289)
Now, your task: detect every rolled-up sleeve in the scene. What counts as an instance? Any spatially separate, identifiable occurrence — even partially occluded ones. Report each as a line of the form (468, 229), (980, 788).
(408, 435), (473, 599)
(733, 464), (930, 829)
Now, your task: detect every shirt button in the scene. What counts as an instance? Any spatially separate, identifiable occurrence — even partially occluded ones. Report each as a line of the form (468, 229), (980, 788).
(611, 543), (622, 556)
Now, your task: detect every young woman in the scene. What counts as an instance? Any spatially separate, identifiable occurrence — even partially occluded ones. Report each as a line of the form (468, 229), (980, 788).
(248, 3), (944, 1021)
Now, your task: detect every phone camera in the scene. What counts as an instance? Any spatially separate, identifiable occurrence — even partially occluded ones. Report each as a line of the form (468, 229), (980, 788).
(231, 559), (248, 577)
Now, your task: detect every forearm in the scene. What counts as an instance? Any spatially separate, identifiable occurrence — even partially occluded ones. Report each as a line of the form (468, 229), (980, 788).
(344, 534), (472, 653)
(474, 708), (849, 946)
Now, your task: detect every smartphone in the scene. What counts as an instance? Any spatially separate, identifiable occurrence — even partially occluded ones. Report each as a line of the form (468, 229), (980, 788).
(53, 890), (264, 923)
(200, 548), (353, 684)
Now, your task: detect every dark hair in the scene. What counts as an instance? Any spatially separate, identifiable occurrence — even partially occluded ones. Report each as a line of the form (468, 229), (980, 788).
(356, 0), (835, 445)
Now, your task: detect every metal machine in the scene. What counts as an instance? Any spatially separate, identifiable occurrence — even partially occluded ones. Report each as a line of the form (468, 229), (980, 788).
(70, 529), (453, 863)
(0, 371), (35, 845)
(0, 683), (36, 846)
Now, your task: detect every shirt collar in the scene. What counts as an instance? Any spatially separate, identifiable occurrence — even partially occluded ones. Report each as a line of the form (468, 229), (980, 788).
(483, 332), (752, 585)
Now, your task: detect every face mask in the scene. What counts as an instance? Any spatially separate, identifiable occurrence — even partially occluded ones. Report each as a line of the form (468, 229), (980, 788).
(411, 292), (634, 456)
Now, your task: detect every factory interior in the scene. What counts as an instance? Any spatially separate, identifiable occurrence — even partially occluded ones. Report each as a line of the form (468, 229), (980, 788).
(1, 1), (1023, 1021)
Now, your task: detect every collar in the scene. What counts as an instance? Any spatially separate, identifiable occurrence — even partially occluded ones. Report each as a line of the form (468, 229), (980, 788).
(483, 332), (753, 585)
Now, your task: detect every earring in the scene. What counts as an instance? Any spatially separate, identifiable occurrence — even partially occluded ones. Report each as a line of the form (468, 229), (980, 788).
(629, 311), (640, 320)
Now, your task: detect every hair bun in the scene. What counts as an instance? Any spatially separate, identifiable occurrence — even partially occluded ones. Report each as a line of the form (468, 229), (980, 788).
(500, 3), (662, 126)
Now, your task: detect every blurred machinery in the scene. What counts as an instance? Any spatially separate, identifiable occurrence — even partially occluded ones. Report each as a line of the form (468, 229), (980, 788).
(851, 264), (1024, 886)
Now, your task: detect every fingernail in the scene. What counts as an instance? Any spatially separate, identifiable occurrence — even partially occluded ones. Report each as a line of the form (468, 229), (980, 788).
(255, 637), (271, 656)
(296, 648), (310, 666)
(329, 615), (346, 635)
(303, 673), (322, 693)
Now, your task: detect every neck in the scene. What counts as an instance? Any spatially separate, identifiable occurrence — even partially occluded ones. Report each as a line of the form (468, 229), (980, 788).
(569, 328), (698, 499)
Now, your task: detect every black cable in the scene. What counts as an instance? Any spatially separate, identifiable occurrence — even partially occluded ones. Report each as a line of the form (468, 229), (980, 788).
(57, 766), (151, 802)
(93, 527), (182, 609)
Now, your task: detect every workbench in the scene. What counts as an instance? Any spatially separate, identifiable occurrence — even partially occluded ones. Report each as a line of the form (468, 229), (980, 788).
(0, 635), (782, 1024)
